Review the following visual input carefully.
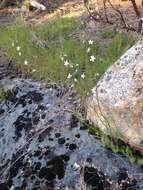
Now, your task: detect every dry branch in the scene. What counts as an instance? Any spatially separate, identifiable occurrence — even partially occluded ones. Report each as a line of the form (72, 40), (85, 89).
(84, 0), (143, 33)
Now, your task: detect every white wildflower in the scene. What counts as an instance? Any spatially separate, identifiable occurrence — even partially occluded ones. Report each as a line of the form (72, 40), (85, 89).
(90, 55), (96, 62)
(74, 78), (77, 82)
(12, 42), (15, 47)
(87, 47), (91, 53)
(24, 60), (28, 65)
(67, 73), (72, 79)
(64, 60), (70, 66)
(71, 84), (74, 88)
(92, 88), (95, 94)
(76, 64), (79, 67)
(95, 73), (99, 77)
(19, 52), (22, 56)
(70, 65), (73, 68)
(81, 73), (85, 79)
(32, 69), (36, 72)
(16, 46), (21, 51)
(88, 40), (93, 45)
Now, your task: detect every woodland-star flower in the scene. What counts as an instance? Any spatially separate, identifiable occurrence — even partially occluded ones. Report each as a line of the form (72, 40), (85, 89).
(90, 55), (96, 62)
(24, 60), (28, 65)
(64, 60), (70, 66)
(67, 73), (72, 79)
(16, 46), (21, 51)
(88, 40), (93, 45)
(81, 73), (85, 79)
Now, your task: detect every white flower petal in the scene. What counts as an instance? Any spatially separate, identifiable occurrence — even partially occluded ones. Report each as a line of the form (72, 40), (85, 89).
(24, 60), (28, 65)
(16, 46), (21, 51)
(88, 40), (93, 45)
(71, 84), (74, 88)
(90, 55), (96, 62)
(64, 60), (70, 66)
(92, 88), (95, 94)
(67, 73), (72, 79)
(12, 42), (15, 47)
(70, 65), (73, 68)
(81, 73), (85, 79)
(87, 47), (91, 53)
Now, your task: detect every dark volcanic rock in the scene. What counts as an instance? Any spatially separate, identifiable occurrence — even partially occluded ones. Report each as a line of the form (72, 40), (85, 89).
(0, 78), (143, 190)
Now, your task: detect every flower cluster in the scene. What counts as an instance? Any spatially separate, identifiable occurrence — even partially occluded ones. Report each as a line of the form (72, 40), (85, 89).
(87, 40), (96, 63)
(10, 37), (99, 96)
(11, 40), (36, 73)
(59, 39), (98, 94)
(60, 53), (85, 85)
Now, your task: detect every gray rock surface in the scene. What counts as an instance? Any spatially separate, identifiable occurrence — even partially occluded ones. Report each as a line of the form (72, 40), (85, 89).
(87, 39), (143, 152)
(0, 59), (143, 190)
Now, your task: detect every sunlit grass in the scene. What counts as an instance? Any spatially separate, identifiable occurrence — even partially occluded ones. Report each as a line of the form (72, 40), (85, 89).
(0, 17), (136, 98)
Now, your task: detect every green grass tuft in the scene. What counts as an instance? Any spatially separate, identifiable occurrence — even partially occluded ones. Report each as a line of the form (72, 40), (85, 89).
(0, 17), (136, 98)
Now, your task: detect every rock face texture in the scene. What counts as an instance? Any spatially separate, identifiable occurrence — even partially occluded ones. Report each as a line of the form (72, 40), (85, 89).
(87, 39), (143, 151)
(0, 60), (143, 190)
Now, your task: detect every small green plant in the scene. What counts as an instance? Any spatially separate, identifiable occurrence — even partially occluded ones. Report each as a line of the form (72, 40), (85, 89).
(87, 123), (143, 165)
